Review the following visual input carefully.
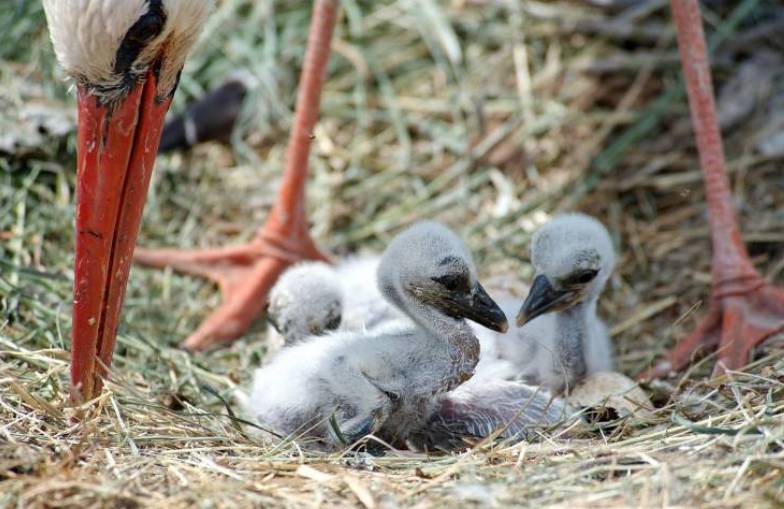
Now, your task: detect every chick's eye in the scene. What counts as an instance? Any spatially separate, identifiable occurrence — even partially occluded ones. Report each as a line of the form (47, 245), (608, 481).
(565, 269), (599, 286)
(432, 274), (468, 292)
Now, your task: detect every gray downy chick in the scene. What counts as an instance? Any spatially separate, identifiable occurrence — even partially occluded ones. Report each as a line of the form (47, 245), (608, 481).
(243, 221), (508, 450)
(489, 213), (616, 393)
(267, 262), (343, 346)
(267, 256), (406, 347)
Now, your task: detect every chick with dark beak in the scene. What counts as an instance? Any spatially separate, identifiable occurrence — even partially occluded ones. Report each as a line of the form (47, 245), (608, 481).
(467, 214), (615, 394)
(511, 215), (615, 392)
(244, 221), (510, 449)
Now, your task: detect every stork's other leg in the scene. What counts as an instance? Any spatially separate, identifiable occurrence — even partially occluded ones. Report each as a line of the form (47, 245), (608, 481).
(643, 0), (784, 379)
(134, 0), (338, 351)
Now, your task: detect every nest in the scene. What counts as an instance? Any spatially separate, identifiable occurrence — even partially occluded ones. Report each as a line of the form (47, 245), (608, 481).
(1, 1), (783, 507)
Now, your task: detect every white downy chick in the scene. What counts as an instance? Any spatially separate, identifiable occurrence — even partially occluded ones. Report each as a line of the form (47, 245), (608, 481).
(243, 221), (508, 449)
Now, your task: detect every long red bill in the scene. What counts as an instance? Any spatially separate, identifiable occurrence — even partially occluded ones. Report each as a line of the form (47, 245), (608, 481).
(71, 71), (171, 401)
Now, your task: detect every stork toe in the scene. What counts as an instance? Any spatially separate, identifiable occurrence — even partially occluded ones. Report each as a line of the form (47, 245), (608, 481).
(641, 281), (784, 380)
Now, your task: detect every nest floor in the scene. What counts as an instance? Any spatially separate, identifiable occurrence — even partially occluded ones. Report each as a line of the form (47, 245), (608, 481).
(1, 1), (783, 507)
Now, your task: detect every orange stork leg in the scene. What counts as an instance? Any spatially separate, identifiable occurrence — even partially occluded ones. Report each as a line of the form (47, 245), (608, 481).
(134, 0), (337, 351)
(643, 0), (784, 378)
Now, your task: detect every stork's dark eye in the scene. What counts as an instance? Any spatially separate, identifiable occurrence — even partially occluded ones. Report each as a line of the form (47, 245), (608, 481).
(432, 273), (469, 292)
(563, 269), (599, 286)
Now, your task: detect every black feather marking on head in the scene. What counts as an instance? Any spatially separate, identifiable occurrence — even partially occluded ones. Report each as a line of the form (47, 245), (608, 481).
(112, 0), (167, 93)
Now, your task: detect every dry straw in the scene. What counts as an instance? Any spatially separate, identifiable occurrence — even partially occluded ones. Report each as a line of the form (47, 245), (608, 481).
(1, 0), (783, 507)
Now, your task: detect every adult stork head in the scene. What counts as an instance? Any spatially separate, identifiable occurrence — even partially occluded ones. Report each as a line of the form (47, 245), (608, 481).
(43, 0), (212, 400)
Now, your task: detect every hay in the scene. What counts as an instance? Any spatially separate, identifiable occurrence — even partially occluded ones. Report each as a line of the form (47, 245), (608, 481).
(1, 0), (783, 507)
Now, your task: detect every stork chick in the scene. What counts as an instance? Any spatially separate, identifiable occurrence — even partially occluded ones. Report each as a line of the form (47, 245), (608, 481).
(244, 221), (508, 449)
(267, 257), (404, 346)
(267, 262), (343, 345)
(495, 213), (616, 393)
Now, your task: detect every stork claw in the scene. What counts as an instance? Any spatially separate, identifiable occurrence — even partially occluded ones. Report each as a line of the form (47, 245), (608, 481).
(134, 232), (329, 351)
(640, 279), (784, 380)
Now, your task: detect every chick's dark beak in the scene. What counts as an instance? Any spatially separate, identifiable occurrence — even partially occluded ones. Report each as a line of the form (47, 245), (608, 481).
(436, 282), (508, 333)
(516, 274), (578, 327)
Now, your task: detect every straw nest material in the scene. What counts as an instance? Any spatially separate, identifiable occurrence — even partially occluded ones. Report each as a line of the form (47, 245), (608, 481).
(1, 1), (783, 507)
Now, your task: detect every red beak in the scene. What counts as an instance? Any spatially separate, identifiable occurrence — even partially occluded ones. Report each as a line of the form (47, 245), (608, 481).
(71, 71), (171, 401)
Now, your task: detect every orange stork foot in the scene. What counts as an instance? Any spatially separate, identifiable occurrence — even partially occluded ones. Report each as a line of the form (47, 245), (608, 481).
(134, 0), (340, 351)
(643, 277), (784, 379)
(134, 220), (330, 351)
(641, 0), (784, 380)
